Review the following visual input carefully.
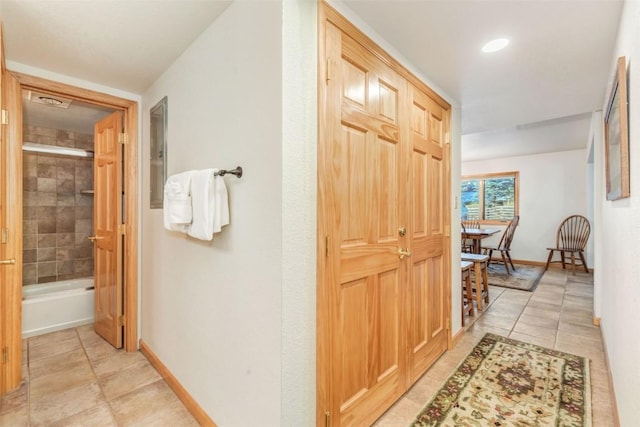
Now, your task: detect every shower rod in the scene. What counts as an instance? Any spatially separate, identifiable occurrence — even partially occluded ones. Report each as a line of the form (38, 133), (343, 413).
(22, 142), (94, 158)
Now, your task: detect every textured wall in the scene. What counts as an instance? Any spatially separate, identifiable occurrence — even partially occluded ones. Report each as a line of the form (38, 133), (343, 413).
(141, 2), (284, 425)
(598, 1), (640, 424)
(281, 0), (317, 425)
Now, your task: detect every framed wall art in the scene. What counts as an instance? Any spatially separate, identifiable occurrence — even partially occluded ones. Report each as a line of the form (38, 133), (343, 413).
(604, 56), (630, 201)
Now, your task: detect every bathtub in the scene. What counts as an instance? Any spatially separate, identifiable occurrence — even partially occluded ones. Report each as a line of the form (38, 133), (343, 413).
(22, 277), (95, 338)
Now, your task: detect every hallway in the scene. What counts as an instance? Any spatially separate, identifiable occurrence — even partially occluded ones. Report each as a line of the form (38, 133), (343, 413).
(0, 325), (198, 426)
(375, 267), (615, 426)
(1, 268), (615, 426)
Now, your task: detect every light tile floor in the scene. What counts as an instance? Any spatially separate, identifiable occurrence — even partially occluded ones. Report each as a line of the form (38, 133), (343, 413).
(0, 269), (615, 426)
(375, 267), (616, 426)
(0, 324), (198, 426)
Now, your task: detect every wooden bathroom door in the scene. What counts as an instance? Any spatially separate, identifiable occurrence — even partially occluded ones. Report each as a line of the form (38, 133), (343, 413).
(93, 111), (124, 348)
(0, 61), (24, 394)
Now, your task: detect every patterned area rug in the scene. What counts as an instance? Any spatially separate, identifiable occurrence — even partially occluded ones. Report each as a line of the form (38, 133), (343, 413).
(411, 333), (591, 427)
(486, 263), (544, 291)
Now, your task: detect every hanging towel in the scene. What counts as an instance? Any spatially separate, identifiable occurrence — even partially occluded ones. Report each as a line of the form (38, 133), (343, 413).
(188, 168), (230, 241)
(163, 171), (195, 233)
(213, 170), (230, 233)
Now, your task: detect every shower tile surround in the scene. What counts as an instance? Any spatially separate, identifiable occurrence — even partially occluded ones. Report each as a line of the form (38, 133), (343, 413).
(22, 125), (94, 285)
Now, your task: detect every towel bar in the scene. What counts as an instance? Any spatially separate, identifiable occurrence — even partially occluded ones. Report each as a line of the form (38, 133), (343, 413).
(215, 166), (243, 178)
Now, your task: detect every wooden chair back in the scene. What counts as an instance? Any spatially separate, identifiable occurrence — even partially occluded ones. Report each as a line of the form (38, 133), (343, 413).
(462, 219), (480, 230)
(461, 222), (470, 252)
(556, 215), (590, 250)
(497, 215), (519, 250)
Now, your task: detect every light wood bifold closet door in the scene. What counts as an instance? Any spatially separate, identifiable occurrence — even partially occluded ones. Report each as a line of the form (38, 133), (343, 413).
(317, 4), (451, 426)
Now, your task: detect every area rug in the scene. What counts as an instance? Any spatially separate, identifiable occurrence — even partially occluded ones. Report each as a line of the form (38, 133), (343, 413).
(411, 333), (591, 427)
(486, 263), (544, 291)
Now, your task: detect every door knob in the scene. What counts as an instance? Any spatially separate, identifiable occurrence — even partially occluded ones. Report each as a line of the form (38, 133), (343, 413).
(0, 258), (16, 265)
(398, 248), (412, 260)
(88, 235), (104, 242)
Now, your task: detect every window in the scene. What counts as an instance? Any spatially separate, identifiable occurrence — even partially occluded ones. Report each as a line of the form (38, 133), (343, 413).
(461, 172), (519, 223)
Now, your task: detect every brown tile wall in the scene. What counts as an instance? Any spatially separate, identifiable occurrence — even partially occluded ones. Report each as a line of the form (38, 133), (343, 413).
(23, 125), (94, 285)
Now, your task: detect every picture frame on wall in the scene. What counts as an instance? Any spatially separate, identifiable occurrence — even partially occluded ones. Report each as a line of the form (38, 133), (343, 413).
(604, 56), (630, 201)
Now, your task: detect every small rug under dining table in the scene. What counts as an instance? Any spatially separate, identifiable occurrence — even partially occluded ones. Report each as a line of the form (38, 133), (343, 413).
(411, 333), (591, 426)
(486, 263), (544, 291)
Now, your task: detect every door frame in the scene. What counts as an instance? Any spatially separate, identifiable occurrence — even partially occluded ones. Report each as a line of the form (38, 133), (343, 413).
(10, 71), (139, 351)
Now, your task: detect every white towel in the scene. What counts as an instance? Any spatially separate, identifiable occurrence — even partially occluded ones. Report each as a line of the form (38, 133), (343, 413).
(163, 171), (194, 233)
(187, 168), (230, 241)
(213, 171), (229, 233)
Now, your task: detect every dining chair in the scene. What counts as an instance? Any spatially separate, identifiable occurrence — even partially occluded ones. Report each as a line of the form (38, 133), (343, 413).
(460, 222), (474, 253)
(483, 215), (519, 274)
(544, 215), (591, 275)
(461, 219), (479, 253)
(462, 219), (480, 229)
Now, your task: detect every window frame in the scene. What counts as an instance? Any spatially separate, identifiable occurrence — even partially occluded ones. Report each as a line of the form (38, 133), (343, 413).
(461, 171), (519, 225)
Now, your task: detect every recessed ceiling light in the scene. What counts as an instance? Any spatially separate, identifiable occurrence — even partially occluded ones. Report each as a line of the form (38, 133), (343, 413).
(482, 38), (509, 53)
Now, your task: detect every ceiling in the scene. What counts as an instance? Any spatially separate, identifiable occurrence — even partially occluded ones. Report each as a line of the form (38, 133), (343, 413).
(339, 0), (624, 160)
(0, 0), (624, 158)
(2, 0), (231, 134)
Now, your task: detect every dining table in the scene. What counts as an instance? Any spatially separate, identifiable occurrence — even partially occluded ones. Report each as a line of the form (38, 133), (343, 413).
(462, 227), (501, 254)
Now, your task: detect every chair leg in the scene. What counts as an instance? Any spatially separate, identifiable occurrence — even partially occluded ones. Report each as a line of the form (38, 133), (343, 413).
(578, 250), (589, 273)
(505, 250), (516, 271)
(570, 252), (576, 275)
(473, 261), (485, 311)
(481, 261), (489, 304)
(560, 251), (566, 269)
(545, 249), (554, 271)
(500, 251), (510, 275)
(462, 269), (474, 326)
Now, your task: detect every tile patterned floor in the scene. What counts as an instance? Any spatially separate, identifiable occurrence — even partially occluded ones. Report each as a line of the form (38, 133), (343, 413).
(375, 267), (616, 426)
(0, 325), (198, 426)
(0, 268), (615, 426)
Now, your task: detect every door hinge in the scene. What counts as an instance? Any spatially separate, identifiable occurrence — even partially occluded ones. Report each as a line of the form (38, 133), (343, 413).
(446, 318), (451, 332)
(2, 347), (7, 364)
(118, 224), (126, 235)
(325, 411), (331, 427)
(118, 315), (126, 327)
(326, 58), (332, 83)
(1, 109), (8, 125)
(118, 133), (127, 145)
(1, 228), (8, 244)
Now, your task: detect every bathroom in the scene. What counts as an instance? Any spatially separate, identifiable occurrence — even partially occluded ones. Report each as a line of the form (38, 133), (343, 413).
(21, 89), (114, 337)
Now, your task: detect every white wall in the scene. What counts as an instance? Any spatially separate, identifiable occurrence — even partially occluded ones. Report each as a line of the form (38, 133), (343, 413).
(141, 2), (284, 425)
(281, 0), (317, 425)
(598, 1), (640, 424)
(587, 114), (604, 320)
(462, 149), (590, 264)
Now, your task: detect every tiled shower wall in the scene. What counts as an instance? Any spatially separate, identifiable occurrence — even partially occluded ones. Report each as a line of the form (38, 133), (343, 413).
(22, 125), (94, 286)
